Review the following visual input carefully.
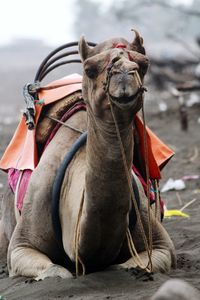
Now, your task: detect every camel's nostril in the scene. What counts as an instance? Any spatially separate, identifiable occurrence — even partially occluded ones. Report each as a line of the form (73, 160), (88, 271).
(111, 57), (120, 64)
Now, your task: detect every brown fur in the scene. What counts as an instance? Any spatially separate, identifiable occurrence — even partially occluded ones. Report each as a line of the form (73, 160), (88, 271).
(0, 185), (16, 263)
(0, 33), (176, 280)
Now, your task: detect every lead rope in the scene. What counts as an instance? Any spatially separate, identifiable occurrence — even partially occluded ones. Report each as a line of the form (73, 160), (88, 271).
(74, 188), (86, 276)
(108, 97), (153, 273)
(45, 115), (84, 134)
(141, 103), (153, 271)
(133, 71), (153, 271)
(153, 179), (161, 222)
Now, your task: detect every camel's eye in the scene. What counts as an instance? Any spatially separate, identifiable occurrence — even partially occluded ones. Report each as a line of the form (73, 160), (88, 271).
(84, 66), (98, 79)
(139, 63), (148, 76)
(138, 58), (149, 77)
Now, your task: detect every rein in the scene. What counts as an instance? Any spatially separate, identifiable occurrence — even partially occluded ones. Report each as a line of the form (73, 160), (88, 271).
(109, 97), (153, 273)
(45, 115), (84, 134)
(103, 54), (153, 273)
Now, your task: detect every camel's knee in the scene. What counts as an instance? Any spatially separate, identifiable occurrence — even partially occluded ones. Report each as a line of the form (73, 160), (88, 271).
(8, 245), (73, 279)
(8, 246), (48, 277)
(142, 247), (175, 273)
(120, 248), (174, 274)
(150, 249), (173, 273)
(1, 185), (16, 240)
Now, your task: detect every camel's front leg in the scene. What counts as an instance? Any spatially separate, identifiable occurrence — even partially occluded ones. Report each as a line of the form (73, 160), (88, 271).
(120, 175), (176, 273)
(0, 220), (9, 262)
(119, 248), (173, 273)
(8, 246), (73, 280)
(119, 215), (176, 273)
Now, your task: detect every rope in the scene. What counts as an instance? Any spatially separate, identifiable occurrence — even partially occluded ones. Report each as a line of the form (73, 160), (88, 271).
(126, 228), (150, 271)
(74, 189), (85, 277)
(45, 115), (84, 134)
(135, 69), (153, 271)
(153, 179), (161, 222)
(141, 104), (153, 271)
(108, 97), (153, 272)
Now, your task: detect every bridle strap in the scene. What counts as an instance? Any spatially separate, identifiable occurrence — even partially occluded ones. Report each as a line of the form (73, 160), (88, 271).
(103, 56), (153, 272)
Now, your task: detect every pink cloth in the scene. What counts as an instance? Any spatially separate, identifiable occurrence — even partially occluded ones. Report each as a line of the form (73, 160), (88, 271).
(132, 165), (164, 216)
(132, 165), (154, 201)
(8, 168), (32, 211)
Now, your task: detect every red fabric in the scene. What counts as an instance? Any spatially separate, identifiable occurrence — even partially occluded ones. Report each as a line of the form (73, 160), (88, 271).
(132, 165), (154, 202)
(115, 43), (127, 49)
(134, 116), (174, 179)
(8, 168), (32, 211)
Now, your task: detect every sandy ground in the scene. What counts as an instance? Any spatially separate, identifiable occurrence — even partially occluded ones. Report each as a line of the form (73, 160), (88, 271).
(0, 102), (200, 299)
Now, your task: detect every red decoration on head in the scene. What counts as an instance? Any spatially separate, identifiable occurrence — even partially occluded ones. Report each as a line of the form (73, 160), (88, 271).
(112, 43), (133, 61)
(113, 43), (127, 49)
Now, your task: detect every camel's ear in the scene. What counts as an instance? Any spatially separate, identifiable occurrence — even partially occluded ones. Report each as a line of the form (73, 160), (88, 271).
(79, 36), (92, 61)
(131, 29), (146, 55)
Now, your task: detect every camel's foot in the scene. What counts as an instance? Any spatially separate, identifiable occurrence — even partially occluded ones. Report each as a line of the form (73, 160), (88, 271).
(118, 259), (138, 270)
(35, 264), (73, 281)
(117, 249), (173, 274)
(114, 260), (153, 281)
(109, 261), (154, 281)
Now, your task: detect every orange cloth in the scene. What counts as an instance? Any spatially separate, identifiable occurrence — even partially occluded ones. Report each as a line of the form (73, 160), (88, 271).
(135, 116), (174, 179)
(0, 74), (82, 171)
(0, 73), (174, 178)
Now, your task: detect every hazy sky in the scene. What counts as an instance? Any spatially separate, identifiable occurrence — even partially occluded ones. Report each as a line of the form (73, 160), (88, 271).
(0, 0), (194, 46)
(0, 0), (76, 46)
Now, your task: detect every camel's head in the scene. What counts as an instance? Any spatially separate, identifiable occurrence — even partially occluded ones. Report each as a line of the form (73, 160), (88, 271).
(79, 31), (149, 120)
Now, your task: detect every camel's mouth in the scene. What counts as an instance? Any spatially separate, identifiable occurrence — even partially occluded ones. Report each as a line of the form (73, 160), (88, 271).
(110, 93), (136, 104)
(109, 88), (142, 108)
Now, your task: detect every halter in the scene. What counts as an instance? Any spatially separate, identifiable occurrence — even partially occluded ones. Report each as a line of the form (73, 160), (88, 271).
(103, 44), (147, 104)
(102, 49), (153, 273)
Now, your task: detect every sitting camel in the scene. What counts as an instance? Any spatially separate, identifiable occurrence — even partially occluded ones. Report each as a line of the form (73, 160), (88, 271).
(0, 32), (176, 280)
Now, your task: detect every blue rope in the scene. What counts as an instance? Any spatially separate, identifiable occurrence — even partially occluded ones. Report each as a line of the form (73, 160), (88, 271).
(52, 132), (87, 245)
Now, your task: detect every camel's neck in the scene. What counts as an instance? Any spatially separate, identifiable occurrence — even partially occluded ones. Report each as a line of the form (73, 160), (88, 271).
(86, 115), (133, 193)
(79, 109), (134, 269)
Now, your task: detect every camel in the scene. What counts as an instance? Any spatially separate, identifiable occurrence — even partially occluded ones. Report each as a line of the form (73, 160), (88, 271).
(0, 32), (176, 280)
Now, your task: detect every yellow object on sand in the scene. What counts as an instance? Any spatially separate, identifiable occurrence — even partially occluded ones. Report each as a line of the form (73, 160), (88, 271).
(164, 210), (190, 218)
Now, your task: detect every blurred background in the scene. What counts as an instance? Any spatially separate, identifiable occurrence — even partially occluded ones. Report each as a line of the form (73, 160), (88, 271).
(0, 0), (200, 120)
